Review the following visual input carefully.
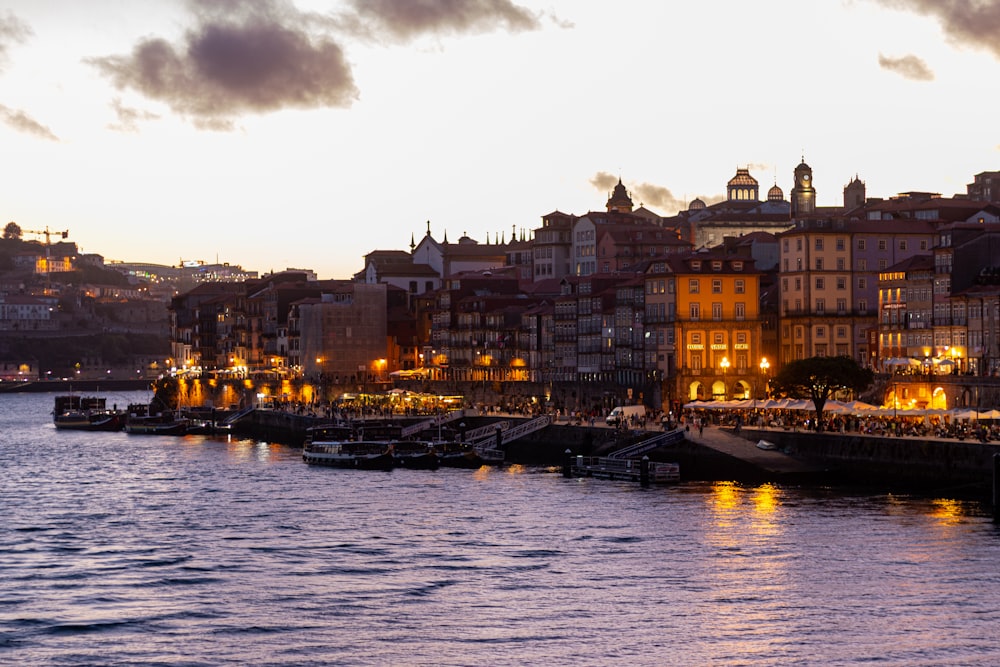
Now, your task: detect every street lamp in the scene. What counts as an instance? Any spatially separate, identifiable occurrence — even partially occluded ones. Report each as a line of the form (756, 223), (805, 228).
(759, 357), (770, 402)
(719, 356), (730, 400)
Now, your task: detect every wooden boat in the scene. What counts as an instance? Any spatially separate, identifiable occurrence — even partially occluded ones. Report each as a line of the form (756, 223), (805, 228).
(392, 440), (440, 470)
(124, 404), (189, 436)
(52, 395), (124, 431)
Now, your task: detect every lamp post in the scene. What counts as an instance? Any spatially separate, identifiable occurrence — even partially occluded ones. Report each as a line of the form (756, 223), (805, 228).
(719, 356), (730, 401)
(757, 357), (770, 409)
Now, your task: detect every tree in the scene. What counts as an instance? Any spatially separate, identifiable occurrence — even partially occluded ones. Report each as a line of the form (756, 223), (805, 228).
(3, 221), (21, 240)
(769, 356), (874, 430)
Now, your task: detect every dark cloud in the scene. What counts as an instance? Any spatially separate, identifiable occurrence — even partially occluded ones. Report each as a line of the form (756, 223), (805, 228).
(342, 0), (542, 40)
(89, 0), (547, 129)
(875, 0), (1000, 60)
(0, 11), (32, 68)
(89, 0), (357, 129)
(0, 104), (58, 141)
(878, 52), (934, 80)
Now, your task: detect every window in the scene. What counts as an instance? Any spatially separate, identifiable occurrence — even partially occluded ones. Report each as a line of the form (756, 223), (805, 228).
(836, 277), (846, 289)
(816, 299), (825, 313)
(689, 279), (699, 293)
(691, 333), (702, 344)
(735, 303), (745, 320)
(712, 303), (722, 320)
(878, 259), (887, 270)
(712, 279), (722, 294)
(836, 326), (847, 338)
(858, 259), (867, 271)
(859, 299), (867, 313)
(815, 258), (824, 270)
(783, 239), (789, 252)
(920, 240), (928, 250)
(899, 240), (908, 251)
(713, 332), (724, 345)
(795, 277), (802, 290)
(690, 303), (700, 319)
(796, 238), (803, 250)
(837, 298), (847, 313)
(816, 277), (825, 289)
(878, 239), (887, 250)
(782, 277), (788, 291)
(735, 279), (745, 294)
(816, 326), (826, 338)
(815, 238), (824, 250)
(858, 239), (866, 250)
(836, 238), (845, 251)
(858, 277), (867, 289)
(837, 258), (845, 270)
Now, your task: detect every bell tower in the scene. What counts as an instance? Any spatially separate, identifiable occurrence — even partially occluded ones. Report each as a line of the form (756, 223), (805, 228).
(791, 159), (816, 216)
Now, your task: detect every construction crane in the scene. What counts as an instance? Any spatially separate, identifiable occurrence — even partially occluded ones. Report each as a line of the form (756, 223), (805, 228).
(20, 226), (70, 293)
(22, 226), (69, 246)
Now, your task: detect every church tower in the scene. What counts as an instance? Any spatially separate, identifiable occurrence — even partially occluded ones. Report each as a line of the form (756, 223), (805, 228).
(790, 159), (816, 216)
(843, 175), (866, 210)
(606, 177), (634, 213)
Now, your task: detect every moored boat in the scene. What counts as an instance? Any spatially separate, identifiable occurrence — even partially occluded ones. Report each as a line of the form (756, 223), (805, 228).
(124, 403), (189, 436)
(392, 440), (440, 470)
(302, 439), (395, 470)
(435, 441), (487, 469)
(52, 395), (124, 431)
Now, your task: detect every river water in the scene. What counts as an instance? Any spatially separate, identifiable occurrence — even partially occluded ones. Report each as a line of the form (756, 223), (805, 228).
(3, 391), (1000, 666)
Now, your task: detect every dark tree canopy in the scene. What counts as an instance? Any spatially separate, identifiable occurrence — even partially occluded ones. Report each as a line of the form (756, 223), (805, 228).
(769, 356), (874, 429)
(3, 221), (21, 240)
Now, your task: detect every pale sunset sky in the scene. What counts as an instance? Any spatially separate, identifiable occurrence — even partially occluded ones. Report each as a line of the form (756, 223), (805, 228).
(1, 0), (999, 278)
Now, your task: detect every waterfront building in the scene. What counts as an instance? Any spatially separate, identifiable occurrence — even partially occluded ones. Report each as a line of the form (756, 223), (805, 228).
(662, 250), (763, 405)
(290, 283), (387, 386)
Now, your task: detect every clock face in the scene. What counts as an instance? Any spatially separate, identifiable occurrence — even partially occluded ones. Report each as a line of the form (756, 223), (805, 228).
(802, 174), (810, 182)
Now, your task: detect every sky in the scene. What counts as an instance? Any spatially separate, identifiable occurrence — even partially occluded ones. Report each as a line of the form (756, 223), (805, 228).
(2, 0), (1000, 279)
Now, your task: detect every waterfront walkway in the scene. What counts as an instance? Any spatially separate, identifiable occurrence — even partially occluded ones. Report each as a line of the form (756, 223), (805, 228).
(684, 424), (826, 476)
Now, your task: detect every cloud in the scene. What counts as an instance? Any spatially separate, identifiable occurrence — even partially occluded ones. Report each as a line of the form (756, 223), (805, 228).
(341, 0), (543, 40)
(590, 171), (714, 215)
(878, 52), (934, 80)
(108, 98), (161, 133)
(0, 11), (32, 68)
(89, 0), (357, 129)
(0, 104), (58, 141)
(89, 0), (547, 129)
(874, 0), (1000, 60)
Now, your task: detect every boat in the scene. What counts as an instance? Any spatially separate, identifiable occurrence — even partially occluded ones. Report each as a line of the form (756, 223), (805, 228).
(434, 441), (487, 469)
(756, 439), (779, 450)
(124, 403), (189, 436)
(392, 440), (440, 470)
(302, 425), (394, 470)
(52, 395), (124, 431)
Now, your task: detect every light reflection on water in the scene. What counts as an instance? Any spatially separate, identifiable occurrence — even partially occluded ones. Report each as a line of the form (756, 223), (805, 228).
(2, 392), (1000, 666)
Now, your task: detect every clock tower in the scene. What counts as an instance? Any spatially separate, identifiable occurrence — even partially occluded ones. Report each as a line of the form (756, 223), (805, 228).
(791, 160), (816, 216)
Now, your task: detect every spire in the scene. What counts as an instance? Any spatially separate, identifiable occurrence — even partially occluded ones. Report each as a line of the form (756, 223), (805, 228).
(410, 232), (415, 251)
(425, 220), (431, 237)
(443, 230), (448, 244)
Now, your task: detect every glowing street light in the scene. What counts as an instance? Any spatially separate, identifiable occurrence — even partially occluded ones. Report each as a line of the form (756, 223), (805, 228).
(719, 356), (730, 400)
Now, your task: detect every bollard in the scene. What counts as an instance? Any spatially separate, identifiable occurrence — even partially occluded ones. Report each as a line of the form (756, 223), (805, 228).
(562, 449), (573, 478)
(640, 455), (650, 487)
(994, 453), (1000, 523)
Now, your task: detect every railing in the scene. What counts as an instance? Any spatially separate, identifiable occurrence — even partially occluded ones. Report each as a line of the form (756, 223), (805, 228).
(222, 403), (256, 425)
(399, 409), (465, 438)
(470, 415), (552, 459)
(608, 429), (685, 459)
